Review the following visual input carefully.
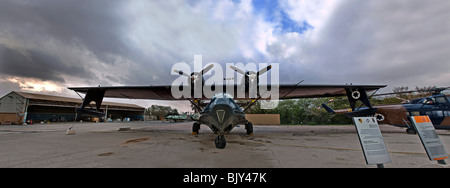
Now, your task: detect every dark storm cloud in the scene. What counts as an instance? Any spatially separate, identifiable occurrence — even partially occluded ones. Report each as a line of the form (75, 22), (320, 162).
(35, 1), (142, 63)
(0, 0), (142, 84)
(0, 44), (95, 82)
(0, 0), (130, 61)
(0, 0), (200, 86)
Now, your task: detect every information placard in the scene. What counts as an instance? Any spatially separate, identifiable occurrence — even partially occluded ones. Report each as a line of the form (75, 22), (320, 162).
(410, 116), (448, 162)
(353, 117), (391, 165)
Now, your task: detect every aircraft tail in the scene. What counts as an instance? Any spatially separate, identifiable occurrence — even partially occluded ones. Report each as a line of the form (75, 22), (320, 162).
(321, 103), (335, 114)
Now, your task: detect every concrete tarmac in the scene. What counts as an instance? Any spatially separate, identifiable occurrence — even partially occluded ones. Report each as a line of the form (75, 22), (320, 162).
(0, 121), (449, 168)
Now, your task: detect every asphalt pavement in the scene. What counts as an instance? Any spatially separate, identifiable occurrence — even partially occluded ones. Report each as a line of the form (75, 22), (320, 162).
(0, 121), (448, 168)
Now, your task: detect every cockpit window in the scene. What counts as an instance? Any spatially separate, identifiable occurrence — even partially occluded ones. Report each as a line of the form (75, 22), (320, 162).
(212, 93), (233, 99)
(205, 93), (239, 111)
(423, 97), (435, 104)
(229, 100), (237, 109)
(436, 96), (447, 103)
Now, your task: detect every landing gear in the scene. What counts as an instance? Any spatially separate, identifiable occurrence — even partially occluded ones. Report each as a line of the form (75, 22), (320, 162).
(192, 122), (200, 135)
(215, 134), (226, 149)
(245, 121), (253, 135)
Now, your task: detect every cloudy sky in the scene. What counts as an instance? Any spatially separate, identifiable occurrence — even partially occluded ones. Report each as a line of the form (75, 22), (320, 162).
(0, 0), (449, 110)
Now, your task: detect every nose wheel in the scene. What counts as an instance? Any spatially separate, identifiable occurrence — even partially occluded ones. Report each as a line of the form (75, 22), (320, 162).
(215, 134), (226, 149)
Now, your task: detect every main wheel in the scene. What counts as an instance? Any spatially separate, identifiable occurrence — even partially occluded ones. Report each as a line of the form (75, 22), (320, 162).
(245, 122), (253, 135)
(192, 122), (200, 135)
(406, 128), (416, 134)
(215, 135), (226, 149)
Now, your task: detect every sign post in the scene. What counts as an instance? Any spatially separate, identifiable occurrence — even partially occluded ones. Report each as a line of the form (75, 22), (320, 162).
(410, 116), (448, 165)
(353, 117), (391, 168)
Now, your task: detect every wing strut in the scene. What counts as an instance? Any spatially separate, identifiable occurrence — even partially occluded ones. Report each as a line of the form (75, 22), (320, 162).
(243, 94), (262, 112)
(188, 99), (203, 113)
(281, 80), (304, 98)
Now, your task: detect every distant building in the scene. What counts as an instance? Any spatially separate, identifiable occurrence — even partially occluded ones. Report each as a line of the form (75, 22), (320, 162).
(0, 91), (145, 125)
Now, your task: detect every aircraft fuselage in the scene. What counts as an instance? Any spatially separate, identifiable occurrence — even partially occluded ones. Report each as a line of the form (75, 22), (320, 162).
(197, 93), (247, 135)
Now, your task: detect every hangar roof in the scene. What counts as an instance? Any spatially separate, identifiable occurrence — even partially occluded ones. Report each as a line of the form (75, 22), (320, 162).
(5, 91), (144, 110)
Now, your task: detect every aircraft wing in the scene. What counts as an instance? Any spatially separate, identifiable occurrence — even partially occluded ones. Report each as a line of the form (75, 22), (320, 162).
(68, 86), (177, 100)
(277, 84), (386, 99)
(68, 84), (386, 100)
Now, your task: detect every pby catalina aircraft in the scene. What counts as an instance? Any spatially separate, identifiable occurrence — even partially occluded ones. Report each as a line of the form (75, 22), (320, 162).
(69, 64), (385, 149)
(323, 87), (450, 134)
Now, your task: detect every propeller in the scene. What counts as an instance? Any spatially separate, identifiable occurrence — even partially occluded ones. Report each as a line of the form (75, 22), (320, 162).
(173, 64), (214, 86)
(256, 65), (272, 76)
(230, 65), (272, 76)
(173, 70), (190, 77)
(230, 65), (272, 98)
(229, 65), (245, 75)
(200, 64), (214, 75)
(230, 65), (272, 85)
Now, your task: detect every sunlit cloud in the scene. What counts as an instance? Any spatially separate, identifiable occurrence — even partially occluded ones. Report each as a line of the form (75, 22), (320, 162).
(6, 77), (61, 93)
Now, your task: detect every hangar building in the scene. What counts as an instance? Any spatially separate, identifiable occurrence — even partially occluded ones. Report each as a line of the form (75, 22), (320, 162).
(0, 91), (145, 125)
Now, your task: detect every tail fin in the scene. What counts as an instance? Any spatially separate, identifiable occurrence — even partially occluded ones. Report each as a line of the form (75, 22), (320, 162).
(321, 103), (335, 114)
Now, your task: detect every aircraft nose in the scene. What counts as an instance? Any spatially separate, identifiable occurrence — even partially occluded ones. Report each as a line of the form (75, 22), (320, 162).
(212, 105), (232, 128)
(216, 109), (226, 123)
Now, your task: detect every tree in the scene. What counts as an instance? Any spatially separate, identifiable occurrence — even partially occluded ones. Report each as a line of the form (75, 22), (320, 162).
(390, 86), (438, 101)
(145, 105), (179, 119)
(415, 86), (437, 98)
(245, 98), (351, 125)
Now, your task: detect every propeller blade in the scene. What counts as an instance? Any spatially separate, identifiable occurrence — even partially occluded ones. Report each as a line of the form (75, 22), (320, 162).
(173, 69), (190, 77)
(201, 64), (214, 75)
(229, 65), (246, 75)
(257, 65), (272, 76)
